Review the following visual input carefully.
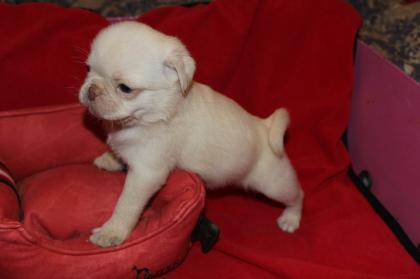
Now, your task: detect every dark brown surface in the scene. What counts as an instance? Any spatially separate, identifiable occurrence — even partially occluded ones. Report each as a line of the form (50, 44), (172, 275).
(2, 0), (209, 16)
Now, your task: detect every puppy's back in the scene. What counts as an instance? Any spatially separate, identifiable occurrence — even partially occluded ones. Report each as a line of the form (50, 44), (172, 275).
(173, 82), (263, 187)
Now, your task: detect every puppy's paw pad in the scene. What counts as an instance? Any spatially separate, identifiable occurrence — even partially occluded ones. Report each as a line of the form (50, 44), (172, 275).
(89, 225), (128, 248)
(277, 211), (300, 233)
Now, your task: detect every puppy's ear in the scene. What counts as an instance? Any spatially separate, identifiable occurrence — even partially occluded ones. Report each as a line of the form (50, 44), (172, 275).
(164, 44), (196, 97)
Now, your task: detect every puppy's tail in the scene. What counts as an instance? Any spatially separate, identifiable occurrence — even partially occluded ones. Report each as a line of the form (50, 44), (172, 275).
(264, 108), (290, 157)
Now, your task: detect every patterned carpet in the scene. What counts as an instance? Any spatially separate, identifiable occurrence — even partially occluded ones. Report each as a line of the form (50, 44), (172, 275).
(348, 0), (420, 81)
(2, 0), (209, 16)
(2, 0), (419, 81)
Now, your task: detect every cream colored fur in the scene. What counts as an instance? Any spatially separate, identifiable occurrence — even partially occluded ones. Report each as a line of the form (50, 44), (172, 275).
(79, 22), (303, 248)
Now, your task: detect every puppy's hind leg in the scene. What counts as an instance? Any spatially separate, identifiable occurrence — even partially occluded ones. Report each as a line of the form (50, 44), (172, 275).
(246, 157), (303, 233)
(260, 109), (303, 232)
(263, 184), (304, 233)
(94, 151), (125, 172)
(276, 188), (304, 233)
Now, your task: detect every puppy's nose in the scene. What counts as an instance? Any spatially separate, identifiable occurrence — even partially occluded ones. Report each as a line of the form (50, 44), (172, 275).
(88, 84), (101, 101)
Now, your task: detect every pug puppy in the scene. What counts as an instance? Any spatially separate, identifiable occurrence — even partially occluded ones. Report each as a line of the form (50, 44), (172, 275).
(79, 22), (304, 248)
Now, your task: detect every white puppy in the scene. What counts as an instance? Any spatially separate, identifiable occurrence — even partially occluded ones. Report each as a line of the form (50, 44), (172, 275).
(79, 22), (304, 248)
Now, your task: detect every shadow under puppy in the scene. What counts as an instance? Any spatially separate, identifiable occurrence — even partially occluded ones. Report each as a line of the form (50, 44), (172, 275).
(79, 22), (304, 248)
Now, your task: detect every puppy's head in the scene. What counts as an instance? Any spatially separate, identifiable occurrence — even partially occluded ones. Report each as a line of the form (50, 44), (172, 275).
(79, 22), (195, 124)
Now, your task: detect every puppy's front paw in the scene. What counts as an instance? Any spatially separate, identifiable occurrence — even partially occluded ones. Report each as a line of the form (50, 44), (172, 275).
(277, 208), (301, 233)
(94, 152), (124, 172)
(90, 222), (130, 248)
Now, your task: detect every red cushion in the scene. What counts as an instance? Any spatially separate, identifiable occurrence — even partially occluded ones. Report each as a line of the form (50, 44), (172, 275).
(0, 0), (419, 278)
(19, 165), (203, 246)
(0, 154), (204, 278)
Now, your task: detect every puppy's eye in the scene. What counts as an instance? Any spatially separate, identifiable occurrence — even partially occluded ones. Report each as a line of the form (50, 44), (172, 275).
(86, 65), (90, 72)
(117, 83), (132, 94)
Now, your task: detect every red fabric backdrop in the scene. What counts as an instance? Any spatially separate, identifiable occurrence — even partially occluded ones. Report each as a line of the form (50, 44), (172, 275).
(0, 0), (419, 278)
(0, 3), (108, 111)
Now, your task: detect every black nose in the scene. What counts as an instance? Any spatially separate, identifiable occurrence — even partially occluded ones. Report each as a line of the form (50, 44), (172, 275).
(88, 84), (101, 101)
